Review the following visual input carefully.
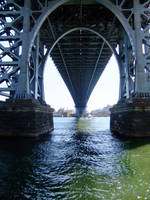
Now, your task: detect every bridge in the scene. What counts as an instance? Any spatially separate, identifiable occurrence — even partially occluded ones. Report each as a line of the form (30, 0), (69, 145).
(0, 0), (150, 137)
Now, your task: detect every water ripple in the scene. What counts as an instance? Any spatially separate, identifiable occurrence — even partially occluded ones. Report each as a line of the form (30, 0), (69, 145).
(0, 117), (150, 199)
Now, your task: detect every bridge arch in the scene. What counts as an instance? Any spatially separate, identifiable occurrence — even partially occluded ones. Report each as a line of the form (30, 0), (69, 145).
(42, 27), (121, 104)
(42, 27), (120, 71)
(28, 0), (135, 61)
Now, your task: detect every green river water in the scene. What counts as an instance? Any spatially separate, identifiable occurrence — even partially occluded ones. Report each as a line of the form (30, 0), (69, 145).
(0, 117), (150, 200)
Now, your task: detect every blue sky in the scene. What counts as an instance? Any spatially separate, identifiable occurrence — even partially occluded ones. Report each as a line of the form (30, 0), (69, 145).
(44, 54), (120, 112)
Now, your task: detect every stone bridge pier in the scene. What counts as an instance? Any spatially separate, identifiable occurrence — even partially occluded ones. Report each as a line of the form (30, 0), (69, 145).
(0, 99), (54, 137)
(110, 97), (150, 137)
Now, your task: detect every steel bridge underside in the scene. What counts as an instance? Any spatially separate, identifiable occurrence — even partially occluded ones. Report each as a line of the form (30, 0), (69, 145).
(40, 1), (120, 110)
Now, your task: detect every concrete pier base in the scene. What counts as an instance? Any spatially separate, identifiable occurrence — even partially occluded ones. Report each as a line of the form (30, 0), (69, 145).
(110, 98), (150, 137)
(0, 99), (54, 137)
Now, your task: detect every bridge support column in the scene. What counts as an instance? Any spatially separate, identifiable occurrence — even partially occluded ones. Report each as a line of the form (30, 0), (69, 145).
(75, 107), (87, 117)
(16, 0), (31, 98)
(110, 0), (150, 137)
(0, 99), (54, 137)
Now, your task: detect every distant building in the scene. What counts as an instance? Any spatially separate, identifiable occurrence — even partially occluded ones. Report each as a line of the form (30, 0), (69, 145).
(54, 105), (112, 117)
(90, 105), (112, 117)
(54, 108), (75, 117)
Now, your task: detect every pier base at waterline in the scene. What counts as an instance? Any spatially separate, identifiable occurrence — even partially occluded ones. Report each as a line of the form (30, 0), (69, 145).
(0, 99), (54, 137)
(110, 98), (150, 137)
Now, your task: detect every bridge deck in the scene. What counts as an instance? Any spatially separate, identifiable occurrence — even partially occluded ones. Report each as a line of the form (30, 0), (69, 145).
(39, 1), (121, 107)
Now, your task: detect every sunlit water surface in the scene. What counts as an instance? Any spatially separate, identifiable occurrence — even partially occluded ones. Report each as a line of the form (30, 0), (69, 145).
(0, 117), (150, 199)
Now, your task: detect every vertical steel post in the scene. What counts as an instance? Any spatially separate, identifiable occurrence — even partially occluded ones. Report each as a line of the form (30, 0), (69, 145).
(38, 42), (47, 102)
(123, 32), (130, 98)
(119, 31), (126, 100)
(40, 43), (46, 102)
(17, 0), (31, 97)
(133, 0), (146, 93)
(34, 34), (39, 99)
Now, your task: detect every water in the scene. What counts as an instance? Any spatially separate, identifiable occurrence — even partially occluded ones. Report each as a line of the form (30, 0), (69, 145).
(0, 117), (150, 199)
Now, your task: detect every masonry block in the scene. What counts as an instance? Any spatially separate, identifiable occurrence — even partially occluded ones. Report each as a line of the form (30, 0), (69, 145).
(0, 99), (54, 137)
(110, 98), (150, 137)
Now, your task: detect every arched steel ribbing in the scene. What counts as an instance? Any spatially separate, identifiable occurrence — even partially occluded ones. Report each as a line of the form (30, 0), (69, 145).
(28, 0), (135, 59)
(41, 27), (121, 104)
(23, 0), (137, 102)
(47, 27), (119, 57)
